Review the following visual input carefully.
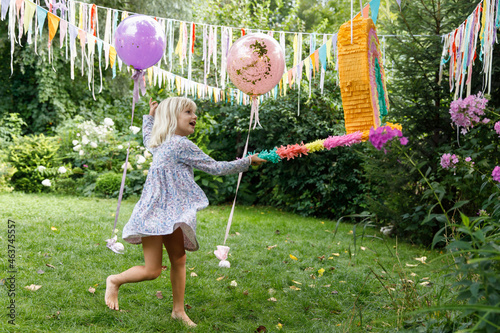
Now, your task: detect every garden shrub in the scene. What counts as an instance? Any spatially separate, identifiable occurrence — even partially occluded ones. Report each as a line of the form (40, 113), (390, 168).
(54, 177), (78, 195)
(95, 172), (130, 197)
(0, 113), (26, 143)
(7, 134), (61, 192)
(360, 96), (500, 246)
(443, 196), (500, 332)
(54, 115), (152, 197)
(0, 113), (27, 192)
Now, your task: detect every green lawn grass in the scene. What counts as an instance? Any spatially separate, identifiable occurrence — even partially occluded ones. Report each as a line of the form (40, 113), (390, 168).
(0, 192), (454, 332)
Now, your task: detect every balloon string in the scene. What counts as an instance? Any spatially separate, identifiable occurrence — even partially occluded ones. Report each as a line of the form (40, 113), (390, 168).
(132, 69), (146, 103)
(112, 69), (144, 238)
(297, 82), (301, 116)
(223, 96), (257, 244)
(251, 96), (261, 129)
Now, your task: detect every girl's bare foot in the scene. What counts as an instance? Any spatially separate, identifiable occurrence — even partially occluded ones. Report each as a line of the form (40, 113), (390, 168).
(105, 275), (120, 310)
(172, 311), (197, 327)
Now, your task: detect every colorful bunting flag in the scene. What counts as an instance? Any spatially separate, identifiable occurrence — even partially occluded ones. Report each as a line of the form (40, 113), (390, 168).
(370, 0), (380, 25)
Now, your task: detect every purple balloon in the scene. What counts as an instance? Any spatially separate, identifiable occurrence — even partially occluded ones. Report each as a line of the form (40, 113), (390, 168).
(114, 15), (166, 70)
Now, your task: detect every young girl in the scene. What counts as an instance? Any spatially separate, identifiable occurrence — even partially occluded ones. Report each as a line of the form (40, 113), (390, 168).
(105, 97), (266, 327)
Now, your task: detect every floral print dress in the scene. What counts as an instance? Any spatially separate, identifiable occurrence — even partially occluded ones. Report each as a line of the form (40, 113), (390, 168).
(122, 115), (250, 251)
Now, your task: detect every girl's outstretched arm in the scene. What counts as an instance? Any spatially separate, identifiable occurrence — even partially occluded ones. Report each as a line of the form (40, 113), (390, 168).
(177, 137), (255, 176)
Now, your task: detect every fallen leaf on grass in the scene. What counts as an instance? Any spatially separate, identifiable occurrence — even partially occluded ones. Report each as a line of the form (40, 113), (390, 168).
(46, 311), (61, 319)
(255, 325), (267, 332)
(156, 291), (163, 299)
(419, 281), (432, 286)
(190, 272), (198, 277)
(276, 322), (283, 330)
(304, 267), (314, 271)
(405, 263), (418, 267)
(289, 286), (301, 291)
(51, 226), (58, 231)
(332, 290), (339, 294)
(267, 245), (277, 250)
(235, 232), (241, 236)
(414, 256), (427, 264)
(309, 274), (316, 280)
(328, 257), (334, 260)
(188, 266), (195, 270)
(289, 254), (298, 261)
(360, 246), (366, 251)
(410, 272), (417, 277)
(185, 304), (192, 309)
(291, 280), (302, 285)
(323, 284), (331, 288)
(267, 297), (277, 302)
(216, 276), (225, 281)
(46, 264), (55, 269)
(243, 290), (249, 295)
(25, 284), (41, 291)
(230, 280), (237, 287)
(318, 268), (325, 277)
(37, 270), (44, 274)
(88, 287), (96, 294)
(317, 255), (325, 261)
(332, 253), (340, 257)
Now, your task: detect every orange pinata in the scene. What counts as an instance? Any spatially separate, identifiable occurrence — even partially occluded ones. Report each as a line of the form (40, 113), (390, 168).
(337, 17), (389, 134)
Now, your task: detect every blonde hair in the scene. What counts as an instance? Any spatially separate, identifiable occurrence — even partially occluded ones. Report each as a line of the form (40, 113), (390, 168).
(148, 97), (197, 148)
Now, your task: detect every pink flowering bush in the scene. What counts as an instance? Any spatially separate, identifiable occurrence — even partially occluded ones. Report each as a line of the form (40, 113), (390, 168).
(495, 121), (500, 136)
(369, 126), (408, 152)
(440, 153), (459, 169)
(493, 166), (500, 183)
(449, 92), (488, 133)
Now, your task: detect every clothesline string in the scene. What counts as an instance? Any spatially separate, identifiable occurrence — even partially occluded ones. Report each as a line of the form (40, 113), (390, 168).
(72, 0), (455, 39)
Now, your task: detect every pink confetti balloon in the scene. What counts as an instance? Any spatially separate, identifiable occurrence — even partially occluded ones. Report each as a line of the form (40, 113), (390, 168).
(227, 33), (285, 96)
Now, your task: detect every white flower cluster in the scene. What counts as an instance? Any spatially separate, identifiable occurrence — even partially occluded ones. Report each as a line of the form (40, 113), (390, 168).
(38, 165), (68, 187)
(70, 117), (152, 173)
(72, 118), (116, 156)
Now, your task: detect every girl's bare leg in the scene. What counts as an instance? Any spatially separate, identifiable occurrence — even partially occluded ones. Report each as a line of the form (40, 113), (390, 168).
(163, 228), (196, 327)
(105, 236), (163, 310)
